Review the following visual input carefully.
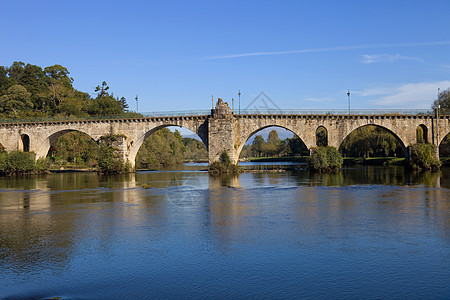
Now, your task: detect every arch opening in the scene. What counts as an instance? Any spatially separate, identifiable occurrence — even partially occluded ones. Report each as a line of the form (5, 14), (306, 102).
(47, 130), (99, 168)
(135, 125), (208, 169)
(439, 132), (450, 157)
(238, 126), (308, 161)
(416, 124), (428, 144)
(339, 125), (406, 158)
(316, 126), (328, 147)
(20, 134), (30, 152)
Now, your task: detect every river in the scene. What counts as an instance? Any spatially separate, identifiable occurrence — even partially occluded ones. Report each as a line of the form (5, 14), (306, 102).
(1, 164), (450, 298)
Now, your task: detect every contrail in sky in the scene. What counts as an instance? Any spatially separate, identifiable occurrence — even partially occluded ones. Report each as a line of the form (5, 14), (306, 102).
(202, 41), (450, 60)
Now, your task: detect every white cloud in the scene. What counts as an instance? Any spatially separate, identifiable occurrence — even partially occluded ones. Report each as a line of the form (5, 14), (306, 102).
(360, 54), (422, 64)
(365, 81), (450, 108)
(202, 41), (450, 60)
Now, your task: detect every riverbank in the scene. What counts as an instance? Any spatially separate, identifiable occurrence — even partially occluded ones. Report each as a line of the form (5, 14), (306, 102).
(343, 157), (405, 166)
(2, 156), (449, 176)
(243, 156), (307, 163)
(244, 156), (405, 166)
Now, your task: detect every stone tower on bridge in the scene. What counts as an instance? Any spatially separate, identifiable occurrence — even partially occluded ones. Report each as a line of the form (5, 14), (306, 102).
(208, 98), (235, 163)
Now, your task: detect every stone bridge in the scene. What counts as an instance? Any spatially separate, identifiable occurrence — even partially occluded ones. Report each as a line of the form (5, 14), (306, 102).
(0, 99), (449, 167)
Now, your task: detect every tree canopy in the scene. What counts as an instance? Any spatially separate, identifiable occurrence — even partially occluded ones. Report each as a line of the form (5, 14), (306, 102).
(240, 129), (308, 158)
(0, 61), (131, 119)
(432, 88), (450, 114)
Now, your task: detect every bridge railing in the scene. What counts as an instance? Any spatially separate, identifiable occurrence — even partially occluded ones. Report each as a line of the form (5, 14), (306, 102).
(232, 109), (434, 115)
(143, 109), (435, 116)
(0, 109), (440, 124)
(142, 110), (211, 117)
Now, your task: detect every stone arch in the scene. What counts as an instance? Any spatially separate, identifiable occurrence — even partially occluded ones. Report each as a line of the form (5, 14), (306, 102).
(439, 131), (450, 157)
(339, 124), (407, 157)
(35, 129), (95, 159)
(235, 125), (307, 160)
(316, 126), (328, 147)
(128, 124), (208, 167)
(416, 124), (428, 143)
(20, 134), (30, 152)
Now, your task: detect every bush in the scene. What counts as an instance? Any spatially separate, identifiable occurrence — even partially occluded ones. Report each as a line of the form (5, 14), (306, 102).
(209, 151), (240, 175)
(0, 151), (49, 175)
(308, 146), (343, 172)
(97, 135), (132, 174)
(409, 143), (441, 171)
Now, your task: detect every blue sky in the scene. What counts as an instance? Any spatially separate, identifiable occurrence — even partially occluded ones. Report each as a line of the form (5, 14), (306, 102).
(1, 0), (450, 112)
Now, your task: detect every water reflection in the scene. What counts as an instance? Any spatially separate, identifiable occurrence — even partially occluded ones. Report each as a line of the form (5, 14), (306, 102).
(0, 166), (450, 298)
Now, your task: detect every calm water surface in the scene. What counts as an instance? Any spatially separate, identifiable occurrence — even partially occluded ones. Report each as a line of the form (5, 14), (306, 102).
(1, 165), (450, 299)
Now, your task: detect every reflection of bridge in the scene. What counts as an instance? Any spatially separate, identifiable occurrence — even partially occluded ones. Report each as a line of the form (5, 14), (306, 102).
(0, 100), (449, 167)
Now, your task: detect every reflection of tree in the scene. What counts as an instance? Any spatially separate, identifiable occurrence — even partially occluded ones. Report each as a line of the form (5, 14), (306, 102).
(0, 173), (140, 273)
(309, 171), (344, 186)
(0, 189), (75, 273)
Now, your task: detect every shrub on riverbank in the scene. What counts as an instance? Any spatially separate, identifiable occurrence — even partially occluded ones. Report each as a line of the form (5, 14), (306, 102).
(97, 135), (132, 174)
(0, 150), (49, 175)
(308, 146), (343, 172)
(209, 151), (240, 175)
(408, 143), (441, 171)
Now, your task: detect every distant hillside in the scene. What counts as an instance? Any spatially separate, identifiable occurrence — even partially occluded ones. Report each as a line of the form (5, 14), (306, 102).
(183, 133), (202, 141)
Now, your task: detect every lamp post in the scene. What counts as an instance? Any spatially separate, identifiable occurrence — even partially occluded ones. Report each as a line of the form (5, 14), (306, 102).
(238, 90), (241, 114)
(232, 98), (234, 113)
(347, 90), (351, 114)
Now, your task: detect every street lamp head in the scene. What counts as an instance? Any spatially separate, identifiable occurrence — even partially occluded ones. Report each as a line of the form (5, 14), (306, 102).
(347, 90), (350, 97)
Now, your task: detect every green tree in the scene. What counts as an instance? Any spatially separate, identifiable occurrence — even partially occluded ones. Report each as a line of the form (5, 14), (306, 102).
(0, 66), (10, 94)
(316, 127), (328, 147)
(97, 135), (131, 174)
(44, 64), (73, 87)
(286, 136), (308, 156)
(416, 126), (425, 143)
(7, 61), (26, 83)
(136, 128), (185, 168)
(409, 143), (440, 171)
(95, 81), (110, 97)
(267, 129), (279, 144)
(87, 95), (125, 116)
(262, 130), (281, 156)
(308, 146), (343, 172)
(432, 88), (450, 113)
(340, 126), (402, 158)
(432, 87), (450, 155)
(183, 137), (208, 161)
(48, 131), (99, 167)
(439, 135), (450, 157)
(251, 135), (265, 157)
(0, 84), (33, 117)
(88, 82), (127, 116)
